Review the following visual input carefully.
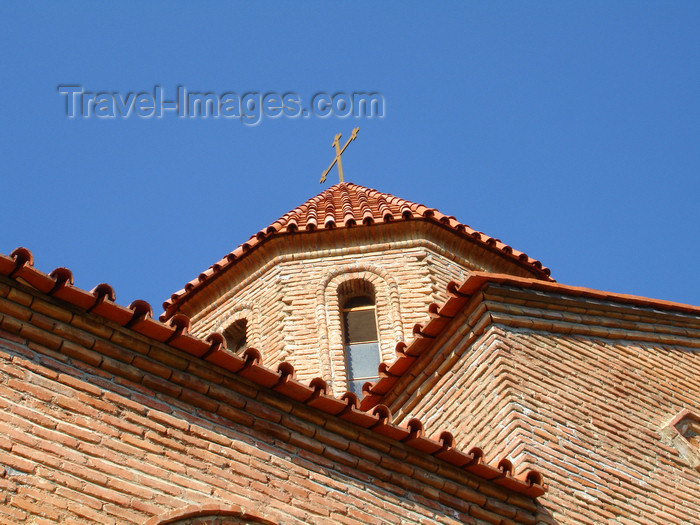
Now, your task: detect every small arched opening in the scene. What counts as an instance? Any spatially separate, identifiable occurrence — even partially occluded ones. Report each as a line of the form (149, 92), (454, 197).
(223, 318), (248, 353)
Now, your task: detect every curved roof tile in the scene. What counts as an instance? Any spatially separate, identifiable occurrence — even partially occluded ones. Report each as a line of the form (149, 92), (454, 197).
(359, 272), (700, 412)
(161, 182), (552, 320)
(0, 247), (546, 498)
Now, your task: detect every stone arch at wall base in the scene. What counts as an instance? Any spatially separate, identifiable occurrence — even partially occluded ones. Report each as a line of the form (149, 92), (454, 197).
(317, 263), (403, 396)
(146, 504), (278, 525)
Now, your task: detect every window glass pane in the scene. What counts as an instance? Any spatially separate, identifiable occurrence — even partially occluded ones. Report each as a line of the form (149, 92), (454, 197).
(344, 296), (374, 309)
(346, 342), (381, 380)
(348, 378), (367, 397)
(344, 308), (378, 344)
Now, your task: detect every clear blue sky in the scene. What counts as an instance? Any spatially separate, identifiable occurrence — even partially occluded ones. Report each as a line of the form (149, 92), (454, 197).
(1, 2), (698, 312)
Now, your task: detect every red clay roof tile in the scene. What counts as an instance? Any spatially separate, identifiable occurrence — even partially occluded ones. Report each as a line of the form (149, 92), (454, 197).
(359, 271), (700, 413)
(0, 247), (546, 499)
(161, 182), (553, 320)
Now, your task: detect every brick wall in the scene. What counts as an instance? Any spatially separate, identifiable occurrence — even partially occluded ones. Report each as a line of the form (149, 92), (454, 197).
(386, 283), (700, 524)
(187, 222), (522, 395)
(0, 276), (542, 524)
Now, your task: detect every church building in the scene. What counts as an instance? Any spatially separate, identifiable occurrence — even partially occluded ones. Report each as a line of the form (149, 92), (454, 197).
(0, 176), (698, 523)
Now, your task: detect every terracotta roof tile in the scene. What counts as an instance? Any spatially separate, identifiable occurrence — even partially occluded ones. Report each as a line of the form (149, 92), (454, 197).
(359, 271), (700, 412)
(0, 247), (546, 498)
(161, 182), (553, 320)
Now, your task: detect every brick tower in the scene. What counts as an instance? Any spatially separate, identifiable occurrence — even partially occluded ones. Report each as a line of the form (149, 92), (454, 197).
(161, 182), (551, 395)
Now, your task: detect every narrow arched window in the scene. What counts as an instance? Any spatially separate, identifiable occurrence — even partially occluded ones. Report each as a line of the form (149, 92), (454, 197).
(342, 296), (381, 395)
(224, 319), (248, 353)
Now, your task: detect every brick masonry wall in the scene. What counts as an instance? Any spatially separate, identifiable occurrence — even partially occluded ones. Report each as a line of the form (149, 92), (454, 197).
(182, 221), (529, 393)
(0, 277), (542, 525)
(396, 328), (522, 458)
(191, 247), (470, 395)
(496, 328), (700, 524)
(388, 286), (700, 524)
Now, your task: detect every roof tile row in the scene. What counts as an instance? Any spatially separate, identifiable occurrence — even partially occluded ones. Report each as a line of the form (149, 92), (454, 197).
(0, 247), (546, 498)
(359, 272), (700, 412)
(161, 183), (552, 320)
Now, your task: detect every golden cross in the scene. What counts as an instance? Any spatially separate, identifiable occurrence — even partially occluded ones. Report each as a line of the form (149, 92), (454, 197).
(320, 127), (359, 184)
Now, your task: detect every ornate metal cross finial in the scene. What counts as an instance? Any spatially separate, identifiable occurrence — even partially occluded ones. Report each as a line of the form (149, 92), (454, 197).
(320, 127), (359, 184)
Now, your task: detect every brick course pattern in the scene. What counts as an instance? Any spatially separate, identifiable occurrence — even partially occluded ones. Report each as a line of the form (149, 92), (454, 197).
(191, 245), (471, 395)
(178, 219), (545, 395)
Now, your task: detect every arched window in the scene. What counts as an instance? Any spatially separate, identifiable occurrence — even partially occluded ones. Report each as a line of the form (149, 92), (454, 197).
(342, 295), (381, 395)
(223, 319), (248, 353)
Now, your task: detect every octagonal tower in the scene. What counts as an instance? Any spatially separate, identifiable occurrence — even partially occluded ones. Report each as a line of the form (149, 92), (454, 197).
(162, 182), (551, 395)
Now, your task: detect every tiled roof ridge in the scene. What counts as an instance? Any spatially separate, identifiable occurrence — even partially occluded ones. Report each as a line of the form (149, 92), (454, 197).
(0, 247), (547, 499)
(359, 271), (700, 412)
(161, 182), (553, 320)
